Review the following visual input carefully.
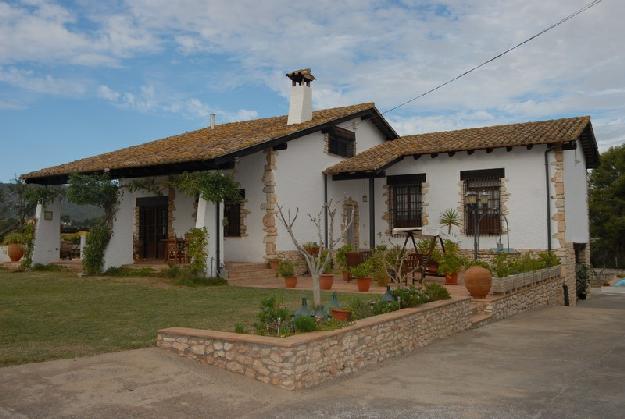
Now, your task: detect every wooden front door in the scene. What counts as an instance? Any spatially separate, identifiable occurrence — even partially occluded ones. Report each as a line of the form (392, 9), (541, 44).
(137, 197), (168, 260)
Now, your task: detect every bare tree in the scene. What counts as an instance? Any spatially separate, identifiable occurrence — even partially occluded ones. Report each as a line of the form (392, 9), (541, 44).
(277, 199), (353, 308)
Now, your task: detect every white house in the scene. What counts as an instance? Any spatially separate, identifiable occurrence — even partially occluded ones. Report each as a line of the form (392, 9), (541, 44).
(22, 68), (599, 304)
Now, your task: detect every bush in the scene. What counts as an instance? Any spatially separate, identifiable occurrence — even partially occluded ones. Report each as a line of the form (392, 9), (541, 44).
(234, 323), (246, 334)
(347, 298), (373, 320)
(371, 298), (400, 315)
(393, 286), (429, 308)
(294, 316), (318, 333)
(2, 231), (25, 245)
(82, 224), (111, 275)
(335, 244), (353, 270)
(20, 224), (35, 269)
(254, 296), (292, 336)
(425, 283), (451, 301)
(277, 259), (294, 277)
(187, 227), (209, 275)
(350, 260), (372, 279)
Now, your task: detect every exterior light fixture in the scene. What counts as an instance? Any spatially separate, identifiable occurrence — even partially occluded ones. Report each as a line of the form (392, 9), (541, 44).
(465, 191), (477, 204)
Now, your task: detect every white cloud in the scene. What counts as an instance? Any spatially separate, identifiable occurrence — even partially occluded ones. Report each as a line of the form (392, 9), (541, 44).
(0, 66), (86, 95)
(98, 84), (257, 122)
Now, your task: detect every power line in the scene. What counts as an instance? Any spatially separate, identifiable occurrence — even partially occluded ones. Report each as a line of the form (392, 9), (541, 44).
(381, 0), (604, 116)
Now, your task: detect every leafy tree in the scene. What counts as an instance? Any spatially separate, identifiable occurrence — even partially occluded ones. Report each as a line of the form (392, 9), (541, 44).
(589, 144), (625, 267)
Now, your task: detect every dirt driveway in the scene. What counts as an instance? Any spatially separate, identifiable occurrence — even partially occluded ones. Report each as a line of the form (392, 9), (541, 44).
(1, 293), (624, 418)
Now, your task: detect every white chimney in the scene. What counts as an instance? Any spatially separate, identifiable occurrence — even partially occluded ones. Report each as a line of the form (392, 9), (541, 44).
(286, 68), (314, 125)
(210, 113), (216, 129)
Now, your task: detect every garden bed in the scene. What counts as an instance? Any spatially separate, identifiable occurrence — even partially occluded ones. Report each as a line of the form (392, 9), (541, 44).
(157, 296), (472, 390)
(491, 265), (561, 294)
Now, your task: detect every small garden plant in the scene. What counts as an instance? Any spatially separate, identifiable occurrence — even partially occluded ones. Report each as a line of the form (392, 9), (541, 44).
(277, 260), (295, 278)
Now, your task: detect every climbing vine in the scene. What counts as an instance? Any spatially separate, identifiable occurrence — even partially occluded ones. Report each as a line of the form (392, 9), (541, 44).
(20, 223), (35, 270)
(187, 227), (209, 275)
(171, 171), (241, 203)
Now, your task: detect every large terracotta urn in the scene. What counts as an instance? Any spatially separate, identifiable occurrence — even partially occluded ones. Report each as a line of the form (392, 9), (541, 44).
(7, 244), (24, 262)
(464, 266), (492, 299)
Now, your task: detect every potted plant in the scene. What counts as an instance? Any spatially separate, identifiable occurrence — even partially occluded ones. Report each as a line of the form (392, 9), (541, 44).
(303, 241), (319, 256)
(464, 260), (492, 299)
(278, 260), (297, 288)
(417, 239), (442, 275)
(319, 256), (334, 290)
(351, 260), (372, 292)
(336, 244), (353, 281)
(3, 231), (25, 262)
(438, 253), (464, 285)
(330, 306), (352, 321)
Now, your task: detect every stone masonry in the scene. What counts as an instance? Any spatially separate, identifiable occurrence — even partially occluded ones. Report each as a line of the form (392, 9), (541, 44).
(158, 297), (472, 390)
(262, 149), (278, 261)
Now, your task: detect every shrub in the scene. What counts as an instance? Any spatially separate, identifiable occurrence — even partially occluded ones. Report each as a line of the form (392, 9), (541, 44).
(425, 283), (451, 301)
(254, 296), (292, 336)
(234, 323), (246, 334)
(2, 231), (25, 245)
(187, 227), (209, 275)
(347, 298), (373, 320)
(539, 251), (560, 267)
(31, 263), (67, 272)
(82, 224), (111, 275)
(294, 316), (318, 333)
(466, 259), (490, 270)
(393, 286), (429, 308)
(371, 298), (400, 315)
(417, 239), (442, 263)
(277, 259), (294, 277)
(335, 244), (353, 270)
(20, 224), (35, 269)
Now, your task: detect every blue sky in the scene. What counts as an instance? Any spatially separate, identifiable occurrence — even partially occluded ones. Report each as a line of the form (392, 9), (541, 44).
(1, 0), (623, 182)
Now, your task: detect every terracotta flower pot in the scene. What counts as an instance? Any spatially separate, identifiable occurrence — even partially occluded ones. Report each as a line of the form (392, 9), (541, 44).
(284, 276), (297, 288)
(7, 244), (24, 262)
(330, 308), (352, 322)
(445, 272), (458, 285)
(319, 273), (334, 290)
(464, 266), (492, 299)
(342, 270), (351, 282)
(356, 276), (372, 292)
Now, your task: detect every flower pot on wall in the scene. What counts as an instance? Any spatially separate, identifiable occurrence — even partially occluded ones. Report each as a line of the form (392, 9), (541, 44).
(445, 272), (458, 285)
(7, 244), (24, 262)
(464, 266), (492, 299)
(357, 276), (372, 292)
(284, 276), (297, 288)
(319, 274), (334, 290)
(330, 308), (352, 322)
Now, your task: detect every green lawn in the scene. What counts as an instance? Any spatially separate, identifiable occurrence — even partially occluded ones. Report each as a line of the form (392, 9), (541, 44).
(0, 270), (367, 367)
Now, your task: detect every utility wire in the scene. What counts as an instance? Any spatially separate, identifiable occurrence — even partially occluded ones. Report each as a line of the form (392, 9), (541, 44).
(381, 0), (604, 116)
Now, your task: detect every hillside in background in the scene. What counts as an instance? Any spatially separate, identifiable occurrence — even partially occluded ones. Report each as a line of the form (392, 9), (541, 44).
(0, 183), (103, 223)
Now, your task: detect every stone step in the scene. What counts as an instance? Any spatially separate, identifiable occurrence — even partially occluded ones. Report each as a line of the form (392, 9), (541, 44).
(228, 272), (277, 281)
(470, 312), (493, 329)
(225, 262), (270, 273)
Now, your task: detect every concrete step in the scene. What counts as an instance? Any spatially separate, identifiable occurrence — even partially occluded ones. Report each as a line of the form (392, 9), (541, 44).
(225, 262), (270, 273)
(228, 272), (277, 280)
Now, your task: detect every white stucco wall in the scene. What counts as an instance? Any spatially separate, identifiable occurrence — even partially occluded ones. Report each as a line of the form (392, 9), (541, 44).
(224, 151), (266, 262)
(172, 189), (196, 237)
(564, 140), (590, 243)
(274, 118), (388, 251)
(103, 189), (135, 270)
(374, 146), (554, 251)
(31, 197), (62, 264)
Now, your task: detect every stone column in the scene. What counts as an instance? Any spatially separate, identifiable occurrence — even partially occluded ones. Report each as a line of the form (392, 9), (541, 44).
(262, 149), (278, 261)
(31, 197), (62, 265)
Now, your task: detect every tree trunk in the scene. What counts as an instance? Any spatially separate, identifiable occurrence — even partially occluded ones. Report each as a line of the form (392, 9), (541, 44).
(311, 272), (321, 308)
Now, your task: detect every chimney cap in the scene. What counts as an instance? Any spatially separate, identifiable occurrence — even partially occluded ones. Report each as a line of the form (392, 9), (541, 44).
(286, 68), (315, 85)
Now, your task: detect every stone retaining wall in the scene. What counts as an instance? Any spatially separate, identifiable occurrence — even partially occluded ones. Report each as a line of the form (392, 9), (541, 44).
(487, 276), (562, 320)
(157, 297), (472, 390)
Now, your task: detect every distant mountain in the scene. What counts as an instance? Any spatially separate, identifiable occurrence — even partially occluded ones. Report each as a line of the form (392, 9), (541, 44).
(0, 183), (103, 223)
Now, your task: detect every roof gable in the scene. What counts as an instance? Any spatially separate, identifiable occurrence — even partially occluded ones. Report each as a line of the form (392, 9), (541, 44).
(24, 103), (397, 184)
(326, 116), (599, 177)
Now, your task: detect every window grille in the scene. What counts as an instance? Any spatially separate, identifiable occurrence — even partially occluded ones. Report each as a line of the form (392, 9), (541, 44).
(463, 176), (502, 235)
(388, 174), (425, 229)
(224, 189), (245, 237)
(326, 126), (355, 157)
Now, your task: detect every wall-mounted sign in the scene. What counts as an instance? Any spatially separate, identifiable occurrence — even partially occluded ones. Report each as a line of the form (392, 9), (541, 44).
(44, 211), (53, 221)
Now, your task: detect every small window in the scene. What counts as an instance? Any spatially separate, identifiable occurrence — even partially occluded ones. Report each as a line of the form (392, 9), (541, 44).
(224, 189), (245, 237)
(388, 174), (425, 229)
(461, 169), (503, 236)
(326, 126), (355, 157)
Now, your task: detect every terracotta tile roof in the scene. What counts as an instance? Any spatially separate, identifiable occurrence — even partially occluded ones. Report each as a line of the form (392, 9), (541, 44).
(326, 116), (599, 175)
(24, 102), (395, 184)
